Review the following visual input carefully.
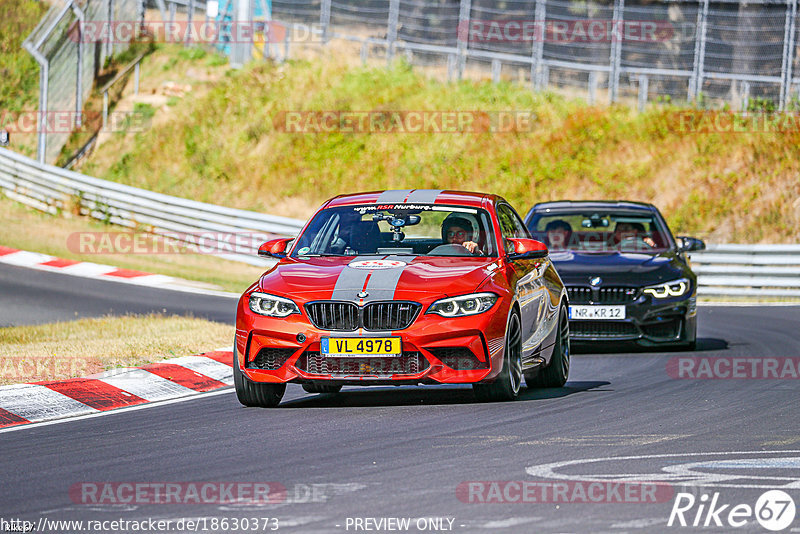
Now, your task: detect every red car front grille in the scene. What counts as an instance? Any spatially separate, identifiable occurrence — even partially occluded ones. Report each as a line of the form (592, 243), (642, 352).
(304, 301), (421, 331)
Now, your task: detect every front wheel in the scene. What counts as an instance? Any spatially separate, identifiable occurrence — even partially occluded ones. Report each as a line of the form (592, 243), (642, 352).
(473, 312), (523, 402)
(233, 350), (286, 407)
(527, 305), (570, 388)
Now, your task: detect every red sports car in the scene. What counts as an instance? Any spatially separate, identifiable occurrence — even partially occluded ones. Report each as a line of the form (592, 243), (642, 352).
(234, 190), (569, 406)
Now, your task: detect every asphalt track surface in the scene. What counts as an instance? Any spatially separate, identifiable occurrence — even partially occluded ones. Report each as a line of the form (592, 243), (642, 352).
(2, 265), (800, 533)
(0, 263), (237, 327)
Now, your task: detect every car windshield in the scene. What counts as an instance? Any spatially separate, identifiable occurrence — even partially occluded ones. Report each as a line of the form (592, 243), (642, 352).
(528, 211), (674, 253)
(290, 205), (498, 258)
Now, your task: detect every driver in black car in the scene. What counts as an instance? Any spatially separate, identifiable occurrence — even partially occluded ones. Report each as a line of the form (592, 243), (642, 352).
(442, 216), (481, 254)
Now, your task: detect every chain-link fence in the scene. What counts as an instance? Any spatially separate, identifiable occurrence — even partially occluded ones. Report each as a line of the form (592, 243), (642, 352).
(23, 0), (800, 165)
(23, 0), (141, 165)
(267, 0), (800, 111)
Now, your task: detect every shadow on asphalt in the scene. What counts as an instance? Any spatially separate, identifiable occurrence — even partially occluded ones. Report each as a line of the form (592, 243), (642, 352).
(279, 380), (611, 408)
(571, 337), (729, 355)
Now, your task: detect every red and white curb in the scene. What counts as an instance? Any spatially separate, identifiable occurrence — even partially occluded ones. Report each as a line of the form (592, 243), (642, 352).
(0, 350), (233, 429)
(0, 245), (237, 297)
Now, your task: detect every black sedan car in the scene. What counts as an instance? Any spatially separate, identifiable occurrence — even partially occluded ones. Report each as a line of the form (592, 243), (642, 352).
(524, 201), (705, 349)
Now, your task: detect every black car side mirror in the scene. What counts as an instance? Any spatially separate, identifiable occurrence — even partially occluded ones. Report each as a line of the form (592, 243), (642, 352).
(677, 236), (706, 252)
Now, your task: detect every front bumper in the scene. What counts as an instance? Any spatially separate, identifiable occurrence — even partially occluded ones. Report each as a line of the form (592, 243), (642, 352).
(567, 289), (697, 345)
(235, 299), (510, 385)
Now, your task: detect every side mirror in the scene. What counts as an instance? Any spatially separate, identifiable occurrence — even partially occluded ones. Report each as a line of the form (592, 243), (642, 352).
(677, 236), (706, 252)
(258, 238), (293, 258)
(507, 238), (548, 260)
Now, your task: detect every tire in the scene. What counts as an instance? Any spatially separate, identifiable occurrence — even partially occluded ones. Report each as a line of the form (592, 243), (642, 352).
(473, 312), (523, 402)
(528, 305), (570, 388)
(233, 350), (286, 407)
(302, 383), (343, 394)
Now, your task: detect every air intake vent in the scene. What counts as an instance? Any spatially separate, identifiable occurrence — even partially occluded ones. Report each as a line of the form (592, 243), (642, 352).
(567, 286), (639, 304)
(248, 348), (295, 370)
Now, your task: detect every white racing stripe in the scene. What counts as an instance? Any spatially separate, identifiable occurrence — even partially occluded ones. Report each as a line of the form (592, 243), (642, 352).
(98, 369), (198, 402)
(57, 262), (117, 276)
(0, 384), (97, 421)
(0, 250), (54, 267)
(164, 356), (234, 385)
(0, 388), (233, 434)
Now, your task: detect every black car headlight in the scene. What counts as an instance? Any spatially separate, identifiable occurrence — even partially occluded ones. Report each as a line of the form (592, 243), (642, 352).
(427, 293), (498, 317)
(248, 292), (301, 317)
(643, 278), (690, 299)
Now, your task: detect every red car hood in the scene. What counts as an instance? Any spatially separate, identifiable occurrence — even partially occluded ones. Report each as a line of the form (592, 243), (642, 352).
(259, 256), (498, 302)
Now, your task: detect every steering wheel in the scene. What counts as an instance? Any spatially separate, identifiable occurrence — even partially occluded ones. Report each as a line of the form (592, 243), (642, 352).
(428, 243), (482, 256)
(618, 236), (653, 250)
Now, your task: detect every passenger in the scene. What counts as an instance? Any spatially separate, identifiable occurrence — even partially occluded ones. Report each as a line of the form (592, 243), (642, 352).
(544, 220), (573, 250)
(333, 213), (381, 254)
(613, 222), (656, 248)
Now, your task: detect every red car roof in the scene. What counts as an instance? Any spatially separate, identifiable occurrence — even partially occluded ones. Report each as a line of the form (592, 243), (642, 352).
(324, 189), (495, 210)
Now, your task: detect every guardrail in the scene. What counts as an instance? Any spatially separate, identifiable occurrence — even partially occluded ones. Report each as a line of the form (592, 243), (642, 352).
(0, 148), (305, 266)
(1, 147), (798, 298)
(690, 245), (800, 299)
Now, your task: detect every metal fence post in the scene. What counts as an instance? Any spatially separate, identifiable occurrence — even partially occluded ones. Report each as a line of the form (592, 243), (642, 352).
(608, 0), (624, 104)
(457, 0), (471, 79)
(491, 59), (501, 83)
(689, 0), (709, 102)
(134, 62), (140, 95)
(386, 0), (400, 65)
(589, 71), (598, 104)
(531, 0), (545, 90)
(320, 0), (332, 43)
(106, 0), (114, 60)
(742, 81), (751, 111)
(169, 1), (176, 24)
(447, 53), (456, 82)
(638, 74), (648, 112)
(36, 58), (49, 164)
(780, 0), (798, 110)
(186, 0), (195, 45)
(71, 3), (85, 129)
(103, 90), (109, 130)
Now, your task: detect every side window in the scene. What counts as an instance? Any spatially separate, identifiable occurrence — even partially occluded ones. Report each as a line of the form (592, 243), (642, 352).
(497, 204), (531, 254)
(497, 205), (517, 240)
(498, 204), (531, 239)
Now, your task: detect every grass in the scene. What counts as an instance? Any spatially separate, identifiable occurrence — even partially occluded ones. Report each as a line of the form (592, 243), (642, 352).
(71, 51), (800, 243)
(0, 314), (232, 385)
(0, 193), (266, 293)
(0, 0), (48, 158)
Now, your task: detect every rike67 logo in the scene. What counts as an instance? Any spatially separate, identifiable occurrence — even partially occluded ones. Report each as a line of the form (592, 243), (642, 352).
(668, 490), (796, 531)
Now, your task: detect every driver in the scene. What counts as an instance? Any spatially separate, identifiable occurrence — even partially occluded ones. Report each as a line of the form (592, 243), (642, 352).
(544, 220), (573, 250)
(442, 215), (481, 254)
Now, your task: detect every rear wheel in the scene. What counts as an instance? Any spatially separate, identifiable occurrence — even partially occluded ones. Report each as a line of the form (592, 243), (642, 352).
(302, 383), (343, 394)
(233, 350), (286, 407)
(473, 312), (523, 402)
(528, 306), (570, 388)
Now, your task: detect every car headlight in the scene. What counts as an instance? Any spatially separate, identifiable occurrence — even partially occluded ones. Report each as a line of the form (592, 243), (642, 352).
(248, 292), (301, 317)
(643, 278), (690, 299)
(427, 292), (498, 317)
